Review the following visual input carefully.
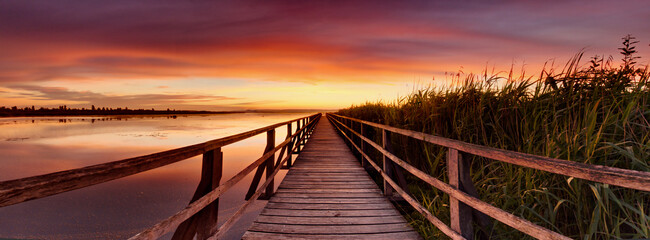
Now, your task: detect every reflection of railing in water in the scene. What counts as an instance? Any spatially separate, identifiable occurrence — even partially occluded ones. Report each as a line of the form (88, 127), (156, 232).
(0, 113), (321, 240)
(327, 113), (650, 240)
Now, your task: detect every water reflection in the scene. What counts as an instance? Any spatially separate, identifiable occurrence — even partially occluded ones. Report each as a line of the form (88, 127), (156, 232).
(0, 113), (310, 239)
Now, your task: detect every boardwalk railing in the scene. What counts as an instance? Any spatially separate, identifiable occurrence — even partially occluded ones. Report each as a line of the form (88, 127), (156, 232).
(327, 113), (650, 240)
(0, 113), (321, 240)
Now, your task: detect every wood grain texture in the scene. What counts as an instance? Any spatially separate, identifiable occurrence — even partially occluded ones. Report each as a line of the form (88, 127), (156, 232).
(447, 148), (473, 239)
(242, 231), (422, 240)
(243, 119), (420, 240)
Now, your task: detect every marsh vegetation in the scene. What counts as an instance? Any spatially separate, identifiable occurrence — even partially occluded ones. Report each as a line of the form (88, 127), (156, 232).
(338, 35), (649, 239)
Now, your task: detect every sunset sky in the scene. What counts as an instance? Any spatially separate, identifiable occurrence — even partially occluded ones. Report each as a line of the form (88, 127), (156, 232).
(1, 0), (649, 110)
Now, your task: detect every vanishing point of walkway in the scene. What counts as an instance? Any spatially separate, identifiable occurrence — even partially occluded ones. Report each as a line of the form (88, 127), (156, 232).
(242, 119), (421, 239)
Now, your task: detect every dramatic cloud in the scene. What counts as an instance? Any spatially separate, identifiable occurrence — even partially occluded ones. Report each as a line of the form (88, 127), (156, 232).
(0, 0), (649, 108)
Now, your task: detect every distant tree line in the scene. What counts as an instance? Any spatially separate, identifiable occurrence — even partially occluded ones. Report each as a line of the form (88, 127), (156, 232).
(0, 105), (241, 117)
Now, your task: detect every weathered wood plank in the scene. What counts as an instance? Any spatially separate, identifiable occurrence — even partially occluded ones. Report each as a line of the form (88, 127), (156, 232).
(279, 179), (373, 183)
(286, 173), (367, 177)
(280, 178), (373, 183)
(276, 188), (381, 193)
(248, 223), (415, 234)
(279, 184), (377, 189)
(269, 197), (389, 204)
(265, 202), (394, 210)
(289, 167), (364, 171)
(242, 231), (422, 240)
(260, 209), (401, 217)
(254, 215), (407, 225)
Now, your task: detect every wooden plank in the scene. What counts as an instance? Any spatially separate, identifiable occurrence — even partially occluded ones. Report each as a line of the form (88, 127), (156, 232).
(283, 175), (369, 178)
(281, 178), (372, 182)
(286, 173), (366, 176)
(290, 166), (362, 169)
(242, 231), (421, 240)
(290, 166), (361, 169)
(269, 197), (389, 204)
(260, 209), (401, 217)
(279, 183), (374, 186)
(280, 178), (372, 182)
(276, 188), (381, 193)
(248, 223), (415, 234)
(279, 184), (377, 189)
(288, 170), (367, 174)
(281, 180), (375, 184)
(254, 215), (407, 225)
(265, 202), (394, 210)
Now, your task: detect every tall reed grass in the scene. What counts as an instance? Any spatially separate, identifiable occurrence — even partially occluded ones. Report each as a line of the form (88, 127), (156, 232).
(338, 35), (649, 239)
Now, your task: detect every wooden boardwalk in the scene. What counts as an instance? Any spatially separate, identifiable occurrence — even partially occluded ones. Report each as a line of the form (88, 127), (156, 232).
(242, 119), (420, 239)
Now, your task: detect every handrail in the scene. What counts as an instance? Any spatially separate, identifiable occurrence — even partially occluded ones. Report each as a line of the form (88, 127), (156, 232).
(0, 113), (319, 207)
(0, 113), (321, 240)
(330, 114), (650, 192)
(327, 113), (650, 240)
(131, 114), (321, 239)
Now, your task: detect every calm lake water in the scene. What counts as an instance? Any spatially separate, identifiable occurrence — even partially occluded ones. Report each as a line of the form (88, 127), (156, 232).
(0, 113), (314, 240)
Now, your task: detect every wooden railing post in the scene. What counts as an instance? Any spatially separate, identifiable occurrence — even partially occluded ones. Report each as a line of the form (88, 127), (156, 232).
(360, 123), (367, 169)
(296, 120), (302, 152)
(245, 129), (276, 200)
(447, 148), (473, 239)
(286, 123), (293, 168)
(261, 129), (275, 200)
(301, 118), (307, 146)
(172, 148), (223, 240)
(382, 129), (394, 197)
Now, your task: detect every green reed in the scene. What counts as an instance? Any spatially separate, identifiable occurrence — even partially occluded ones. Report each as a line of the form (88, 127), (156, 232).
(338, 35), (649, 239)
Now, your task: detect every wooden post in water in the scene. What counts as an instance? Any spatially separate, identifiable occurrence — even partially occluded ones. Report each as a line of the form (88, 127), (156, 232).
(447, 148), (473, 239)
(261, 130), (275, 200)
(172, 148), (223, 240)
(382, 129), (394, 197)
(245, 129), (276, 200)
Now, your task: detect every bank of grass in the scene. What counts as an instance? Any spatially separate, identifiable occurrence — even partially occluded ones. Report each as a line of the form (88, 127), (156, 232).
(338, 36), (649, 239)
